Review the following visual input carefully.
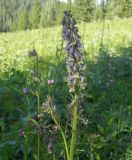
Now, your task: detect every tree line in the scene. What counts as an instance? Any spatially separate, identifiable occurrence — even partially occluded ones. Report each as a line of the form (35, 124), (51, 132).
(0, 0), (132, 32)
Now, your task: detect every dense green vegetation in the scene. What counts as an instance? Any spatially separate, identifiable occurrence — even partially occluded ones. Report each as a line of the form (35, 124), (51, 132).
(0, 0), (132, 32)
(0, 16), (132, 159)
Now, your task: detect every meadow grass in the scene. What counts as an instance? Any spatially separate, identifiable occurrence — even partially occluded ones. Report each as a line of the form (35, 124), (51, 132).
(0, 18), (131, 61)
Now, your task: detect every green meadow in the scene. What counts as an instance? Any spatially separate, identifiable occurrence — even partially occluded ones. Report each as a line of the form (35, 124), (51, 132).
(0, 18), (132, 160)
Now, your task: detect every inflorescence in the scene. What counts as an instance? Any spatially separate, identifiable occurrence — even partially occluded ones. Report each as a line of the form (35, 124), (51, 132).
(62, 10), (85, 93)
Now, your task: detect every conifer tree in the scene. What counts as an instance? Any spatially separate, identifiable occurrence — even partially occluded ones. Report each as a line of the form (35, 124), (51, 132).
(29, 0), (41, 29)
(17, 9), (29, 30)
(40, 0), (57, 27)
(75, 0), (96, 22)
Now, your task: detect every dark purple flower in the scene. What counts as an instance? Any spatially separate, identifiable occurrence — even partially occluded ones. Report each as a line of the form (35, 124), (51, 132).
(65, 31), (70, 39)
(64, 10), (72, 17)
(69, 47), (74, 54)
(79, 63), (84, 69)
(62, 10), (85, 92)
(29, 49), (37, 57)
(75, 40), (82, 48)
(22, 88), (30, 95)
(65, 43), (71, 51)
(19, 128), (25, 137)
(69, 62), (74, 69)
(74, 51), (81, 59)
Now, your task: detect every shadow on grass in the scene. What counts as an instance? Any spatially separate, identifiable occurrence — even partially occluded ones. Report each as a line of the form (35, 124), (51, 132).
(80, 46), (132, 160)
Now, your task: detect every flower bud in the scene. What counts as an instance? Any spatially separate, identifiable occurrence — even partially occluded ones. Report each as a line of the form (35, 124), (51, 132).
(29, 49), (37, 57)
(22, 88), (29, 95)
(47, 80), (55, 85)
(19, 128), (25, 137)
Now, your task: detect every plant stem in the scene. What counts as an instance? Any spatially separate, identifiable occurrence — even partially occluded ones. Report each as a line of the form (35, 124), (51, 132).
(51, 112), (69, 160)
(26, 96), (30, 118)
(53, 153), (56, 160)
(24, 97), (30, 160)
(36, 54), (40, 160)
(24, 136), (28, 160)
(36, 91), (40, 160)
(69, 95), (78, 160)
(37, 132), (40, 160)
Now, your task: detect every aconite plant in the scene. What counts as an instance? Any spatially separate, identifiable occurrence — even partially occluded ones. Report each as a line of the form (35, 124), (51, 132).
(62, 10), (86, 160)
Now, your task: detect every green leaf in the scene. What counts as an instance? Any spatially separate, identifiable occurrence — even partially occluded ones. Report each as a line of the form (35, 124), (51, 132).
(95, 153), (100, 160)
(0, 120), (4, 132)
(33, 154), (39, 160)
(0, 141), (16, 148)
(97, 125), (105, 134)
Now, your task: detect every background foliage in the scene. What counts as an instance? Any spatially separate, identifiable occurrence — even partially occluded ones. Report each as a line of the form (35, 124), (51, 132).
(0, 0), (132, 32)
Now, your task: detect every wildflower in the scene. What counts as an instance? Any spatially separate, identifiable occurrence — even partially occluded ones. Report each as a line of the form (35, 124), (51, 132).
(33, 113), (44, 121)
(22, 88), (30, 95)
(50, 80), (55, 84)
(41, 96), (56, 112)
(43, 128), (56, 154)
(47, 80), (55, 85)
(35, 124), (43, 133)
(47, 138), (54, 154)
(29, 49), (37, 57)
(69, 47), (74, 54)
(106, 61), (116, 88)
(52, 125), (58, 132)
(62, 10), (86, 93)
(37, 114), (44, 119)
(18, 128), (25, 137)
(30, 69), (37, 77)
(65, 31), (71, 40)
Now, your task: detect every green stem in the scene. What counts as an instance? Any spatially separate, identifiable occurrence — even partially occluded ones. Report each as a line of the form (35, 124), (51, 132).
(69, 96), (78, 160)
(51, 112), (69, 160)
(37, 133), (40, 160)
(26, 96), (30, 118)
(36, 54), (40, 160)
(36, 92), (40, 160)
(24, 136), (28, 160)
(24, 97), (30, 160)
(36, 55), (39, 78)
(53, 153), (56, 160)
(36, 92), (40, 113)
